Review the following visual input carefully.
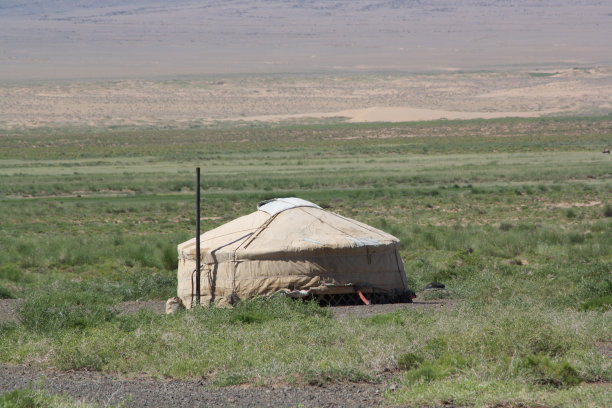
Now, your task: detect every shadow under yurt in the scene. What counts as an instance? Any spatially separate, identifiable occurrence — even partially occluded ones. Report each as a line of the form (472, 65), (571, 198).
(176, 198), (414, 308)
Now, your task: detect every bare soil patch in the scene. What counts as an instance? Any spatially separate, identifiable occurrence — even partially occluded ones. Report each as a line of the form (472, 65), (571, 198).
(0, 297), (455, 324)
(118, 300), (166, 315)
(596, 341), (612, 358)
(551, 201), (602, 209)
(0, 299), (23, 324)
(331, 299), (458, 318)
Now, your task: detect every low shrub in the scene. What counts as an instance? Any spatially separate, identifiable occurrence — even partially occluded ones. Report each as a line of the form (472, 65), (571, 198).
(0, 322), (18, 338)
(0, 386), (94, 408)
(521, 354), (582, 387)
(580, 295), (612, 311)
(0, 285), (14, 299)
(567, 232), (585, 244)
(161, 245), (178, 271)
(229, 310), (271, 324)
(206, 295), (331, 326)
(404, 361), (447, 383)
(0, 263), (29, 283)
(398, 353), (424, 370)
(0, 387), (42, 408)
(404, 353), (469, 383)
(577, 271), (612, 311)
(366, 313), (404, 326)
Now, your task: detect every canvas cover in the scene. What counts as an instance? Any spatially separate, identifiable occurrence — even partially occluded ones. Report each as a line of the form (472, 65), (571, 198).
(177, 198), (410, 307)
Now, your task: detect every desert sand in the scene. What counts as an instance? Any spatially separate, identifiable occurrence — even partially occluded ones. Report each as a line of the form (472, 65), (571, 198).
(1, 68), (611, 130)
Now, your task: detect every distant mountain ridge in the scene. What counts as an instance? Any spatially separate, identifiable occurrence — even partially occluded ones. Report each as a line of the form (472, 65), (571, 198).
(1, 1), (153, 16)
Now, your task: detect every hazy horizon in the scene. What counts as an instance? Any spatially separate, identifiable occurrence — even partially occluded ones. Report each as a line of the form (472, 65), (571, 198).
(2, 0), (612, 81)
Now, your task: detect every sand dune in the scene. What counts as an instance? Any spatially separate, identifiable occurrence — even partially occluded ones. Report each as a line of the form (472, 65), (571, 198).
(236, 106), (560, 124)
(336, 107), (559, 123)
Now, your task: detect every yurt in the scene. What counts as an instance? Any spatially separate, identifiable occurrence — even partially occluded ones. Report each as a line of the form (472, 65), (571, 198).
(177, 198), (412, 307)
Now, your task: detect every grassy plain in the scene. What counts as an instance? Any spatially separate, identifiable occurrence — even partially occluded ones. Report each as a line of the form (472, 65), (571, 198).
(1, 116), (611, 407)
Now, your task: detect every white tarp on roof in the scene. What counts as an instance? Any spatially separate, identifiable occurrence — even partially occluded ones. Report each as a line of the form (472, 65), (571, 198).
(257, 197), (321, 215)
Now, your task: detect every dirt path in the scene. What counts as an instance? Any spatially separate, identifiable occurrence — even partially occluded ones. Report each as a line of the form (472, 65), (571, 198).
(0, 299), (23, 324)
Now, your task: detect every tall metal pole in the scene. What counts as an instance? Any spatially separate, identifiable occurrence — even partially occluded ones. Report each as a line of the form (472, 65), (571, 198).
(195, 167), (201, 306)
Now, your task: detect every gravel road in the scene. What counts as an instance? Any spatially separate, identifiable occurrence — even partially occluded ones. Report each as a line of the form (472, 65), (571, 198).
(0, 364), (396, 408)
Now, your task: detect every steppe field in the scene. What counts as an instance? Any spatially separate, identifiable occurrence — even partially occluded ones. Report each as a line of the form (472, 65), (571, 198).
(1, 75), (612, 407)
(1, 1), (612, 407)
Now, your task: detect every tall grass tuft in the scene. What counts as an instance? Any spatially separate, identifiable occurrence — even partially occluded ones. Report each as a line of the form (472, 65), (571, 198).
(0, 285), (14, 299)
(195, 295), (332, 326)
(0, 263), (29, 283)
(521, 354), (582, 387)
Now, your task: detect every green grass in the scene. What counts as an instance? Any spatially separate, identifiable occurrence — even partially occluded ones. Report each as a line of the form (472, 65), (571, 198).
(0, 386), (104, 408)
(529, 72), (559, 77)
(1, 116), (611, 407)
